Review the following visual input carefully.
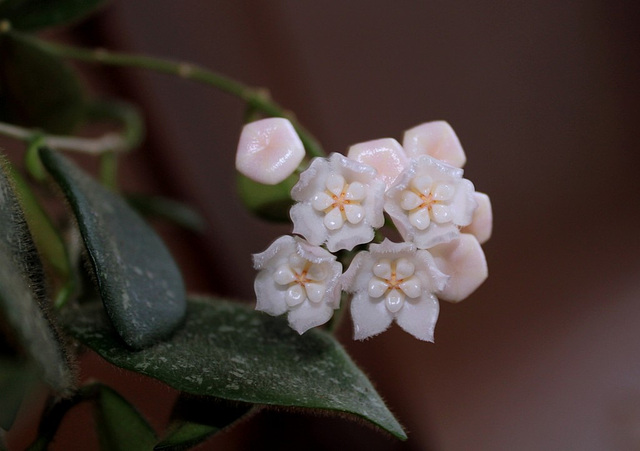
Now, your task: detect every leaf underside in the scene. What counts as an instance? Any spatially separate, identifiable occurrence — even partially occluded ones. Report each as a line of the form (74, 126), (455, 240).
(64, 296), (407, 440)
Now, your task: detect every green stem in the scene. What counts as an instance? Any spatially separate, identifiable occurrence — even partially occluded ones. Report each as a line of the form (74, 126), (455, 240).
(40, 40), (325, 159)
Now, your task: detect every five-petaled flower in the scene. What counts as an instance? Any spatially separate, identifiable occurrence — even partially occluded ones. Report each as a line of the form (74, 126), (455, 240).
(253, 235), (342, 334)
(384, 155), (477, 249)
(342, 239), (448, 341)
(290, 153), (385, 252)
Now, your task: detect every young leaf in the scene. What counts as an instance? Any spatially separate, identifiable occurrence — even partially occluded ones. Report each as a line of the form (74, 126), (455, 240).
(0, 0), (108, 32)
(93, 384), (157, 451)
(155, 395), (252, 451)
(40, 148), (187, 349)
(0, 158), (74, 395)
(64, 297), (407, 440)
(0, 31), (84, 133)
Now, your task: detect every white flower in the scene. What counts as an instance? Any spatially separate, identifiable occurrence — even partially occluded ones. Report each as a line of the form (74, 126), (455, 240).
(384, 155), (477, 249)
(253, 235), (342, 334)
(235, 117), (305, 185)
(430, 233), (488, 302)
(342, 239), (448, 341)
(290, 153), (385, 252)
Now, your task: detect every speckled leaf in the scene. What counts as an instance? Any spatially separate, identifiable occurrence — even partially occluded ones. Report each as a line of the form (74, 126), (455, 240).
(64, 297), (407, 440)
(93, 384), (157, 451)
(0, 158), (73, 396)
(0, 32), (84, 133)
(155, 395), (252, 451)
(0, 0), (108, 31)
(40, 148), (186, 349)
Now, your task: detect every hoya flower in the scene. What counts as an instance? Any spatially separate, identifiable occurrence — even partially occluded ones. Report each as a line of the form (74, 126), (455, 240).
(342, 239), (448, 341)
(235, 117), (305, 185)
(430, 233), (488, 302)
(384, 155), (477, 249)
(253, 235), (342, 334)
(290, 153), (385, 252)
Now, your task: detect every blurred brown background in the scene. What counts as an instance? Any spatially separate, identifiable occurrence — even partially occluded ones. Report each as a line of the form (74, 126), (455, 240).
(8, 0), (640, 450)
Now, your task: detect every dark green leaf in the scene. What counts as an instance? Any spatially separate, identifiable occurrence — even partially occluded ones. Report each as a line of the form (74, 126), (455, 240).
(0, 0), (108, 31)
(93, 384), (157, 451)
(0, 31), (84, 133)
(126, 194), (206, 233)
(0, 157), (74, 396)
(156, 395), (252, 451)
(40, 148), (187, 349)
(237, 173), (296, 222)
(64, 297), (407, 440)
(0, 358), (38, 430)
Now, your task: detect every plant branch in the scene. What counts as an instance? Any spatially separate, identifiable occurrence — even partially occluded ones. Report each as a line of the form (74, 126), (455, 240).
(40, 40), (325, 159)
(0, 121), (128, 155)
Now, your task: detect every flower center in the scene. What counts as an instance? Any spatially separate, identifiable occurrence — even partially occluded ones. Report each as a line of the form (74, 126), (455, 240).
(311, 173), (366, 230)
(399, 175), (455, 230)
(367, 258), (422, 313)
(273, 255), (328, 307)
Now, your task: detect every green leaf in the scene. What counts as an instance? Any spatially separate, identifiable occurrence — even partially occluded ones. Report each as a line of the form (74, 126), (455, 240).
(64, 297), (407, 440)
(0, 157), (74, 395)
(40, 148), (187, 349)
(0, 31), (84, 133)
(0, 0), (108, 31)
(0, 358), (38, 430)
(156, 395), (252, 451)
(237, 172), (296, 222)
(93, 384), (157, 451)
(126, 194), (206, 233)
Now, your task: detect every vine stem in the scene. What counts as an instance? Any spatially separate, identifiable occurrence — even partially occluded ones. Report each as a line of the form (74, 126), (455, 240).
(38, 40), (326, 159)
(0, 121), (127, 154)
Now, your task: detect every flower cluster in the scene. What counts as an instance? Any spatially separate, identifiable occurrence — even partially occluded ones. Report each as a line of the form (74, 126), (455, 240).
(238, 118), (491, 341)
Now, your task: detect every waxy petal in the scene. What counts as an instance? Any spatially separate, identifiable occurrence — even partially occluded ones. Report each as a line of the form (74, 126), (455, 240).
(461, 192), (492, 244)
(351, 292), (394, 340)
(236, 118), (305, 185)
(403, 121), (466, 168)
(347, 138), (408, 189)
(395, 294), (440, 342)
(431, 234), (488, 303)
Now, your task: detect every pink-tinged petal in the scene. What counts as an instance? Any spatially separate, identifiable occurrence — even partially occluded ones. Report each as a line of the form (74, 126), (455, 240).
(347, 138), (409, 189)
(451, 178), (477, 226)
(461, 192), (493, 244)
(288, 301), (334, 334)
(351, 292), (394, 340)
(236, 118), (305, 185)
(431, 234), (488, 303)
(402, 121), (466, 168)
(395, 294), (440, 342)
